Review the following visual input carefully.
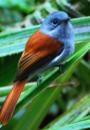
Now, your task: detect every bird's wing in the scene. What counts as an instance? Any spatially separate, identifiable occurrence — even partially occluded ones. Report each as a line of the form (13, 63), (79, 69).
(15, 31), (63, 81)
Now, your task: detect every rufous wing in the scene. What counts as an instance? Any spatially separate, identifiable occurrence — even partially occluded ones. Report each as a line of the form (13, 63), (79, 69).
(15, 31), (63, 81)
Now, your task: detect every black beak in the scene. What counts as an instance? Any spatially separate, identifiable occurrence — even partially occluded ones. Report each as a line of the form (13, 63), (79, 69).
(64, 17), (70, 23)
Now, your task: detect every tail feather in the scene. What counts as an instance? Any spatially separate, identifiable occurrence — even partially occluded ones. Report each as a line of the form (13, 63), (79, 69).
(0, 80), (26, 125)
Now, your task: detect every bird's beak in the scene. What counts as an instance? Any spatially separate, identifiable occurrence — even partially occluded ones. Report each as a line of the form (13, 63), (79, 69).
(64, 17), (70, 23)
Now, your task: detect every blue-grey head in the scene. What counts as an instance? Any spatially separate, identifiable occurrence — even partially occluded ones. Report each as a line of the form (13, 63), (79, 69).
(40, 11), (74, 54)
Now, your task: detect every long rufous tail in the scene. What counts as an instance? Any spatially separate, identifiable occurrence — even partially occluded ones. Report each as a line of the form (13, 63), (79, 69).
(0, 80), (26, 125)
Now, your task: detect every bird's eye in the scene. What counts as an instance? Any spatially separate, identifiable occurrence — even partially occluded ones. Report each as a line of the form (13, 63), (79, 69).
(51, 18), (59, 26)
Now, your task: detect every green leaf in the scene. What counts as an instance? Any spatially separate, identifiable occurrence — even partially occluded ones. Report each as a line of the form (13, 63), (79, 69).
(76, 60), (90, 87)
(0, 25), (39, 57)
(14, 87), (61, 130)
(50, 119), (90, 130)
(44, 94), (90, 130)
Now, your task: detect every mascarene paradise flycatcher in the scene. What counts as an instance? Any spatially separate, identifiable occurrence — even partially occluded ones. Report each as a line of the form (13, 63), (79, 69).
(0, 11), (74, 125)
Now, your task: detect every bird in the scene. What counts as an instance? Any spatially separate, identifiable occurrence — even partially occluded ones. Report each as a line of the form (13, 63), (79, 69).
(0, 11), (74, 125)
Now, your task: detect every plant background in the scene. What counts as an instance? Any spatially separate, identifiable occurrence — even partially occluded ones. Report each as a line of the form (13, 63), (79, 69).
(0, 0), (90, 130)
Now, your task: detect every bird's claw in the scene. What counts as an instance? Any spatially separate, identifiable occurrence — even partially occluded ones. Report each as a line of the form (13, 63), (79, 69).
(37, 75), (44, 86)
(56, 63), (65, 72)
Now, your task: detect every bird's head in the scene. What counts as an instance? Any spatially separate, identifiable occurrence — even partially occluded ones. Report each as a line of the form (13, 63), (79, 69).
(40, 11), (74, 47)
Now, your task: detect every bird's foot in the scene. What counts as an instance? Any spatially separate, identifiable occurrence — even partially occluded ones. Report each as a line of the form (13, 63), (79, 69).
(56, 63), (65, 73)
(37, 75), (44, 86)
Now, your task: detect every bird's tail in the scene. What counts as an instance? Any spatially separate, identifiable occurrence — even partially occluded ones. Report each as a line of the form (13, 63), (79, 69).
(0, 80), (26, 125)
